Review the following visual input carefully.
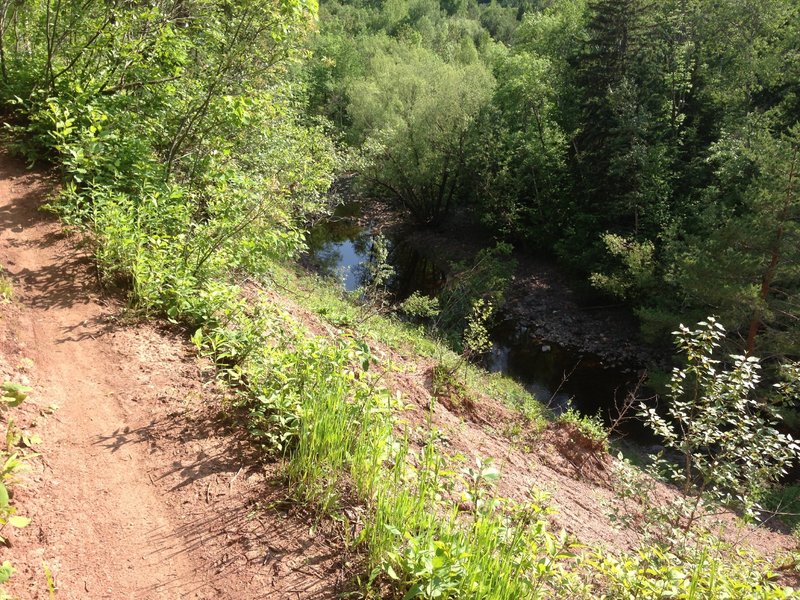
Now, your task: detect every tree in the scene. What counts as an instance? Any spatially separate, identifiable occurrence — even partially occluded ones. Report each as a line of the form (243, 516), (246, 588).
(347, 42), (494, 224)
(1, 0), (335, 315)
(672, 118), (800, 359)
(466, 48), (567, 246)
(561, 0), (706, 274)
(642, 318), (800, 523)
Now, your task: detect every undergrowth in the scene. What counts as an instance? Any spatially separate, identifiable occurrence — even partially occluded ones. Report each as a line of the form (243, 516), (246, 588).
(270, 263), (548, 424)
(557, 407), (608, 452)
(0, 380), (37, 597)
(191, 296), (795, 598)
(0, 273), (11, 303)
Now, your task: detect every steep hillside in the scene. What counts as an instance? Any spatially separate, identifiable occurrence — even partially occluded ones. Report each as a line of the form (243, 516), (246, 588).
(1, 153), (796, 598)
(0, 154), (343, 598)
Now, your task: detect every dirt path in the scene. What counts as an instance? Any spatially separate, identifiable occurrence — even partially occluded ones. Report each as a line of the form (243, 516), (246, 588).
(0, 155), (341, 598)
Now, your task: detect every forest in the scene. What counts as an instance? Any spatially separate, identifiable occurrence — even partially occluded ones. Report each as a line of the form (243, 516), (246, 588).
(1, 0), (800, 597)
(305, 0), (800, 360)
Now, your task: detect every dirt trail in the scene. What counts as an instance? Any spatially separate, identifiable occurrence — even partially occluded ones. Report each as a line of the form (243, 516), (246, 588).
(0, 155), (341, 598)
(1, 151), (793, 599)
(0, 153), (213, 597)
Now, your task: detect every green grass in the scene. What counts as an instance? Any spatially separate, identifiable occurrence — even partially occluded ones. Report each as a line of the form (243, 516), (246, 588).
(267, 262), (549, 428)
(191, 286), (794, 598)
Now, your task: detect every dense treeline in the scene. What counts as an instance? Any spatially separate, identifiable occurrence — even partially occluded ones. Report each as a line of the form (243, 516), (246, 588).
(306, 0), (800, 365)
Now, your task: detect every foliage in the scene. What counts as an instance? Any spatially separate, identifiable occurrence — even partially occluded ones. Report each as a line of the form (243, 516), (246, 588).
(2, 0), (335, 324)
(589, 233), (656, 301)
(606, 456), (796, 599)
(557, 407), (608, 452)
(0, 272), (11, 302)
(466, 44), (568, 247)
(398, 292), (441, 321)
(0, 379), (36, 598)
(311, 0), (800, 364)
(0, 562), (12, 600)
(431, 297), (494, 400)
(590, 539), (794, 599)
(640, 318), (800, 521)
(1, 382), (29, 408)
(670, 118), (800, 358)
(197, 289), (793, 597)
(430, 359), (464, 401)
(436, 242), (515, 342)
(356, 233), (396, 317)
(273, 261), (546, 425)
(462, 298), (494, 359)
(347, 41), (494, 223)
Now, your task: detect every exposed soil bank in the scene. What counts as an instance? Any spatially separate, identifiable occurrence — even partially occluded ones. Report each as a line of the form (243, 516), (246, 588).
(3, 159), (794, 598)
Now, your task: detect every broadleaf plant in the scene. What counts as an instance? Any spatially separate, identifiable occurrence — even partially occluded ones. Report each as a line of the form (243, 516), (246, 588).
(641, 317), (800, 525)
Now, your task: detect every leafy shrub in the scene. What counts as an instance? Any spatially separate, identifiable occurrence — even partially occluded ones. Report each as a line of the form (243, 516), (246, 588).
(640, 317), (800, 522)
(3, 0), (335, 328)
(591, 541), (794, 599)
(430, 360), (465, 400)
(398, 292), (441, 321)
(0, 273), (12, 302)
(0, 379), (35, 598)
(557, 407), (608, 452)
(436, 242), (516, 344)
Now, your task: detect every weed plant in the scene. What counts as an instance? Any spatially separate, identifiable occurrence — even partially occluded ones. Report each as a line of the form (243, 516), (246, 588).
(191, 296), (796, 598)
(0, 276), (11, 303)
(0, 380), (36, 596)
(557, 407), (609, 451)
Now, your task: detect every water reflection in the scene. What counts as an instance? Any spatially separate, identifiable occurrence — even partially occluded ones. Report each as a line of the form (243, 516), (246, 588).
(388, 240), (447, 300)
(305, 202), (445, 299)
(305, 204), (374, 292)
(488, 321), (654, 441)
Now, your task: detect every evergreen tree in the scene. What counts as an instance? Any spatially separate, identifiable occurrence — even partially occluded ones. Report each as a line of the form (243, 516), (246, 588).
(673, 118), (800, 359)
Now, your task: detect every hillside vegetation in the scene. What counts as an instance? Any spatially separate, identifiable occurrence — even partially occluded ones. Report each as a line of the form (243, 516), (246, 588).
(1, 0), (799, 597)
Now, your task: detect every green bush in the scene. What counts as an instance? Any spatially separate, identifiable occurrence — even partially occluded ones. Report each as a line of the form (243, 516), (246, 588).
(557, 407), (608, 452)
(641, 318), (800, 522)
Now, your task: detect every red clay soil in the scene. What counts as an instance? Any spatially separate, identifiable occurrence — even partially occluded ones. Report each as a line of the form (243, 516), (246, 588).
(1, 150), (796, 600)
(0, 153), (342, 599)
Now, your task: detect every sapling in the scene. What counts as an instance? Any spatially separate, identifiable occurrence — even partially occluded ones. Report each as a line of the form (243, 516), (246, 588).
(640, 317), (800, 530)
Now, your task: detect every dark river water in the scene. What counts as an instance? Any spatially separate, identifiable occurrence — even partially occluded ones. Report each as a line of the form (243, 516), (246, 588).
(304, 202), (654, 442)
